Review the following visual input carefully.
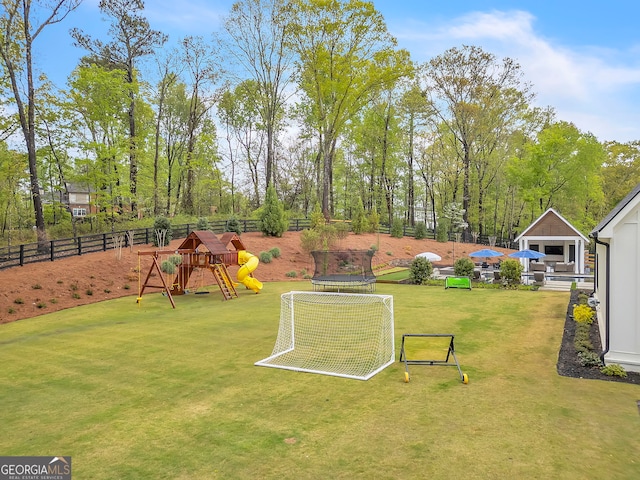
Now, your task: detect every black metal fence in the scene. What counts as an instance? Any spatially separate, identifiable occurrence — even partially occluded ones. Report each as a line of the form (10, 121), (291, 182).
(0, 218), (514, 270)
(0, 218), (311, 270)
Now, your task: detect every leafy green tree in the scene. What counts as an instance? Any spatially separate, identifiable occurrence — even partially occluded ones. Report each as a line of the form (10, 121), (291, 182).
(509, 121), (606, 230)
(71, 0), (167, 215)
(259, 184), (288, 237)
(601, 141), (640, 209)
(0, 0), (81, 246)
(66, 64), (131, 228)
(422, 45), (533, 237)
(287, 0), (411, 218)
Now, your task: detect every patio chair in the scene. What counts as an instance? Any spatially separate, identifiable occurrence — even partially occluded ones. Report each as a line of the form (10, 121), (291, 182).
(533, 271), (545, 286)
(473, 269), (481, 280)
(493, 271), (502, 283)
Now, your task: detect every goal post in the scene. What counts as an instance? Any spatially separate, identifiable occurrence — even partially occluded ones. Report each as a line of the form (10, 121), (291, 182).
(255, 291), (395, 381)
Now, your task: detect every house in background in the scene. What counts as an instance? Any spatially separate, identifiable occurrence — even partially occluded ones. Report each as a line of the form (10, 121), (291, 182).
(65, 183), (94, 218)
(40, 183), (94, 218)
(514, 208), (589, 274)
(591, 182), (640, 373)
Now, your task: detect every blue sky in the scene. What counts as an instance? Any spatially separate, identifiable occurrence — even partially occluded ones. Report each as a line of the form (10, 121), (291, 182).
(35, 0), (640, 142)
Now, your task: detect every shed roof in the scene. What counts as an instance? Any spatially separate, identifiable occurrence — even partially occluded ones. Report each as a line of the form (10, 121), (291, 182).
(591, 182), (640, 235)
(515, 208), (589, 242)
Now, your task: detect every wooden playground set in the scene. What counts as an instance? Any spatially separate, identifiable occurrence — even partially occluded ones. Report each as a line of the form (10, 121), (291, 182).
(137, 231), (263, 307)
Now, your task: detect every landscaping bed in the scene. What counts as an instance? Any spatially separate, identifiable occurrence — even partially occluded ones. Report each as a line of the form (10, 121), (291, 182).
(557, 289), (640, 384)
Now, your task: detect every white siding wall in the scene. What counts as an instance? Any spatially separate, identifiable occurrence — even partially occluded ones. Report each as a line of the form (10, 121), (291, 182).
(606, 208), (640, 372)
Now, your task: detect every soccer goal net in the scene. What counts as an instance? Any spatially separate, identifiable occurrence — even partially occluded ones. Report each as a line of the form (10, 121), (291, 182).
(255, 291), (395, 381)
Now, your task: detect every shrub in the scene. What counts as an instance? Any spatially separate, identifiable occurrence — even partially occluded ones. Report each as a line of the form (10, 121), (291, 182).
(574, 322), (593, 354)
(32, 284), (42, 290)
(161, 260), (176, 274)
(367, 207), (380, 233)
(269, 247), (281, 258)
(36, 302), (47, 309)
(86, 289), (93, 296)
(259, 185), (288, 237)
(600, 364), (627, 377)
(196, 217), (209, 230)
(500, 259), (523, 285)
(573, 304), (594, 324)
(153, 216), (172, 247)
(351, 197), (368, 234)
(300, 228), (321, 254)
(285, 271), (298, 278)
(334, 222), (350, 239)
(225, 217), (242, 235)
(413, 222), (428, 240)
(168, 254), (182, 265)
(259, 251), (273, 264)
(577, 351), (603, 368)
(435, 221), (449, 242)
(453, 257), (475, 277)
(72, 292), (81, 299)
(14, 298), (24, 305)
(410, 257), (433, 285)
(370, 244), (378, 253)
(390, 218), (404, 238)
(309, 203), (325, 229)
(123, 284), (131, 290)
(577, 293), (589, 305)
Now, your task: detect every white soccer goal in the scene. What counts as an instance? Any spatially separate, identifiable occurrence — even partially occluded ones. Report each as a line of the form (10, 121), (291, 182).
(255, 291), (395, 381)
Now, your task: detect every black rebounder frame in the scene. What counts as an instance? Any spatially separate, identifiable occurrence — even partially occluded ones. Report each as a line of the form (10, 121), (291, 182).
(399, 333), (466, 382)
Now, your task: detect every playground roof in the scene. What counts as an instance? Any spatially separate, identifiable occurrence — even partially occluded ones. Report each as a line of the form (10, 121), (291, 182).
(219, 232), (246, 251)
(178, 231), (229, 255)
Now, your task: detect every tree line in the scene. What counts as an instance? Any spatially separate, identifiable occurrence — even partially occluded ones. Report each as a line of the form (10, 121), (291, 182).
(1, 0), (639, 246)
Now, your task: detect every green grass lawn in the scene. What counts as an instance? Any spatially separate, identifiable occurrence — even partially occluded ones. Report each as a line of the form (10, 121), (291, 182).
(1, 283), (639, 479)
(375, 267), (410, 282)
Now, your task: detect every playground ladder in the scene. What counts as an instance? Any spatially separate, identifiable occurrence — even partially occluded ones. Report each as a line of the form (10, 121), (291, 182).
(210, 263), (238, 300)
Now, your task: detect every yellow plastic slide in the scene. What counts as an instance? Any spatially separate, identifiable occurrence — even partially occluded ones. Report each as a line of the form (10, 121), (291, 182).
(237, 250), (263, 293)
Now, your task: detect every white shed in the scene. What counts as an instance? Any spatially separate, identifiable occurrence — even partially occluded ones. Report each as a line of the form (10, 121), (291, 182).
(514, 208), (589, 274)
(591, 182), (640, 373)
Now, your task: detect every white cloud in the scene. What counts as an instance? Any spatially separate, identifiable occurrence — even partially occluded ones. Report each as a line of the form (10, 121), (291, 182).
(388, 10), (640, 142)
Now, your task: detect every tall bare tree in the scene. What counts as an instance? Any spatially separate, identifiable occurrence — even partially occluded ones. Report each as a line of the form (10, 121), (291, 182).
(0, 0), (81, 245)
(421, 45), (532, 237)
(178, 36), (222, 215)
(71, 0), (167, 216)
(224, 0), (294, 190)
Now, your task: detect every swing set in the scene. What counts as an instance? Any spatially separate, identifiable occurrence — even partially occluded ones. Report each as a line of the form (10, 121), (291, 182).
(137, 230), (262, 308)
